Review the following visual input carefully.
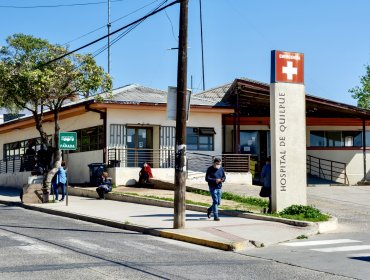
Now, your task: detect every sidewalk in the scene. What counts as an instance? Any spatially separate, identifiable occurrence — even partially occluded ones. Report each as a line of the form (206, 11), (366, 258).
(0, 186), (329, 251)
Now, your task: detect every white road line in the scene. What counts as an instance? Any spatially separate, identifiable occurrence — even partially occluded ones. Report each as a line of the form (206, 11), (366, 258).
(347, 253), (370, 257)
(311, 245), (370, 253)
(67, 238), (111, 252)
(280, 239), (361, 247)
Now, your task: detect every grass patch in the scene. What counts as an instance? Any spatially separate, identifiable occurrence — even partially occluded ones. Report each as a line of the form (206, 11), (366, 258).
(297, 235), (308, 239)
(189, 188), (268, 208)
(274, 205), (330, 222)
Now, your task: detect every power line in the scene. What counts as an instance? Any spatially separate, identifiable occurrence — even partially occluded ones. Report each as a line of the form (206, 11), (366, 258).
(0, 0), (126, 9)
(62, 0), (160, 47)
(42, 0), (180, 67)
(91, 0), (167, 59)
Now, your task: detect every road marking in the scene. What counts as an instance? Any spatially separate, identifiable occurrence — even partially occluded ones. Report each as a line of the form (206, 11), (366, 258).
(121, 240), (167, 254)
(10, 235), (62, 254)
(67, 238), (111, 252)
(347, 253), (370, 257)
(280, 239), (361, 247)
(311, 245), (370, 253)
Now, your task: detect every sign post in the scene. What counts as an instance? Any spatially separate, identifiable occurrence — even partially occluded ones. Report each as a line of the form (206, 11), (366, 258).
(270, 50), (307, 212)
(59, 132), (77, 206)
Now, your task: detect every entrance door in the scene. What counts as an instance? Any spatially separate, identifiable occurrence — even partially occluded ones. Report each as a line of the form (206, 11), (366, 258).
(126, 127), (153, 167)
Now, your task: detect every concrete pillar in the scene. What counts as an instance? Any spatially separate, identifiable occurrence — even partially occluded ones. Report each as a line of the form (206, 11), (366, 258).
(270, 50), (307, 212)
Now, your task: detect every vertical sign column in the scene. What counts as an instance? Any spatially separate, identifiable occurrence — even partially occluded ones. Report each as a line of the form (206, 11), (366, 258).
(270, 50), (307, 212)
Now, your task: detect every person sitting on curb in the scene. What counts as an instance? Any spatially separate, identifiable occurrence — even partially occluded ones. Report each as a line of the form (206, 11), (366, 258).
(138, 162), (153, 186)
(96, 171), (112, 199)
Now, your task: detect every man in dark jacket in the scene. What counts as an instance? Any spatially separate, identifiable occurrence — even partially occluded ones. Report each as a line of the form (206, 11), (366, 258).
(205, 158), (226, 221)
(96, 172), (112, 199)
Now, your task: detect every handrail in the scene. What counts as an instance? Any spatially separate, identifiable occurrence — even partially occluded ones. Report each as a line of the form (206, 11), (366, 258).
(307, 155), (349, 185)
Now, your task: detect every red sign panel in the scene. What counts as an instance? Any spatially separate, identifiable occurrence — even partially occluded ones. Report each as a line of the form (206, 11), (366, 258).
(271, 50), (304, 84)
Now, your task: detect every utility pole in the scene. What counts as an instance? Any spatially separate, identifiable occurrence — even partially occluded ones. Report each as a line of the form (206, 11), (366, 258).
(107, 0), (111, 74)
(174, 0), (188, 229)
(199, 0), (205, 91)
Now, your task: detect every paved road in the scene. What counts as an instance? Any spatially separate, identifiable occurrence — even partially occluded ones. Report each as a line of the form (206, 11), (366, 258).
(241, 185), (370, 280)
(0, 204), (348, 280)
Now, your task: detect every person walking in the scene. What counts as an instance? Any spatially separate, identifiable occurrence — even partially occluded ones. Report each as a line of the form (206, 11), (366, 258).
(260, 157), (272, 213)
(205, 158), (226, 221)
(53, 161), (67, 202)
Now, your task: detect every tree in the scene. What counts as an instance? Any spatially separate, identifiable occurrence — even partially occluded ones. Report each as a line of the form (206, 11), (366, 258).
(349, 64), (370, 109)
(0, 34), (112, 191)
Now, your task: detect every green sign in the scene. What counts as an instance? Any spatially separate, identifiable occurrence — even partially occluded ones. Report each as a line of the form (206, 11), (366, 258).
(59, 132), (77, 150)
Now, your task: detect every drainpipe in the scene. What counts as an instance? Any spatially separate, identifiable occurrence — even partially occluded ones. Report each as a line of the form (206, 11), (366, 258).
(85, 104), (107, 164)
(363, 119), (367, 182)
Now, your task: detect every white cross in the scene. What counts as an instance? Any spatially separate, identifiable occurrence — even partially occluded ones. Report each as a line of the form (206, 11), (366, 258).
(282, 61), (297, 80)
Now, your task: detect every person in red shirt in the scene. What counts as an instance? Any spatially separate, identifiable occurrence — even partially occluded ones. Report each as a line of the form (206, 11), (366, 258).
(139, 162), (153, 185)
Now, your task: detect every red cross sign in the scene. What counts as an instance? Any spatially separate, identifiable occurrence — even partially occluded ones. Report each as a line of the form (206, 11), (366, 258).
(271, 50), (304, 84)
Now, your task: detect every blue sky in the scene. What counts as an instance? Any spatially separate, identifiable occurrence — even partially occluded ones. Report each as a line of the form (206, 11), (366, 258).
(1, 0), (370, 106)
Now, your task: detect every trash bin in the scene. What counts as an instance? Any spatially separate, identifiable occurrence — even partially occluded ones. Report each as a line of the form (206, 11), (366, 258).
(88, 163), (107, 186)
(109, 159), (121, 168)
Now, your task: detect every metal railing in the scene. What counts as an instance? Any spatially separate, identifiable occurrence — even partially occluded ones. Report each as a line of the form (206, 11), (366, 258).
(307, 155), (349, 185)
(0, 155), (36, 174)
(107, 148), (175, 168)
(107, 148), (251, 173)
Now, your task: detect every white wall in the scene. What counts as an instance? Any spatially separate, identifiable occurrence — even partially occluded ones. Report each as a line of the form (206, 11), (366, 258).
(107, 108), (223, 156)
(66, 150), (104, 184)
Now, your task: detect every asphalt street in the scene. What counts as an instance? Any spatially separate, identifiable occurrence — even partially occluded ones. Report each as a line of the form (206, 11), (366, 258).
(0, 204), (349, 280)
(242, 185), (370, 280)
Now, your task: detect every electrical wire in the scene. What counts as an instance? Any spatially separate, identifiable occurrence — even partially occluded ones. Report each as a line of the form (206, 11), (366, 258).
(164, 10), (178, 42)
(91, 0), (167, 59)
(62, 0), (160, 47)
(0, 0), (126, 9)
(41, 0), (180, 67)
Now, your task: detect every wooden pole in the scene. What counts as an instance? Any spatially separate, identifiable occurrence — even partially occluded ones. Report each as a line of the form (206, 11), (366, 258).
(174, 0), (188, 229)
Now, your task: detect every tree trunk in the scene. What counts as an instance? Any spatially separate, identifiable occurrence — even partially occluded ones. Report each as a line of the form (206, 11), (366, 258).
(43, 109), (62, 190)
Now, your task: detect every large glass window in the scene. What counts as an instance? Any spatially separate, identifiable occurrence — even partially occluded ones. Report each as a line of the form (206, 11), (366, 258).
(186, 127), (215, 151)
(3, 137), (51, 160)
(310, 131), (325, 147)
(310, 130), (365, 147)
(70, 125), (104, 153)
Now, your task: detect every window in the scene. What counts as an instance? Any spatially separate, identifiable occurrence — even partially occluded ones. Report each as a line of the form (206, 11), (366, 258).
(3, 137), (52, 160)
(186, 127), (215, 151)
(310, 131), (364, 147)
(110, 124), (126, 147)
(240, 131), (258, 155)
(70, 125), (104, 153)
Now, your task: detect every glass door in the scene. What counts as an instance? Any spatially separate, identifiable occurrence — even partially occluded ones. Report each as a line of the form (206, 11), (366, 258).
(126, 127), (153, 167)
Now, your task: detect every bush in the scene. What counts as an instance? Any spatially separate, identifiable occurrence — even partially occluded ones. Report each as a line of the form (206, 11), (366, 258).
(278, 205), (329, 221)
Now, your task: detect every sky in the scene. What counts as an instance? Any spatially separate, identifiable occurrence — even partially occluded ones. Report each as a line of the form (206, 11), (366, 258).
(1, 0), (370, 106)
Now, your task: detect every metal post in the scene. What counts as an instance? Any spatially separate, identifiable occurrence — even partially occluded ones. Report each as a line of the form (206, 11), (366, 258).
(107, 0), (111, 74)
(199, 0), (205, 91)
(174, 0), (188, 229)
(363, 119), (367, 181)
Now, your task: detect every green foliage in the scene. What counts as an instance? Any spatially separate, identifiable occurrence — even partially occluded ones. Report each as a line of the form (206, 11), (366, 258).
(0, 34), (112, 188)
(349, 64), (370, 109)
(278, 205), (330, 222)
(189, 188), (268, 208)
(297, 235), (308, 239)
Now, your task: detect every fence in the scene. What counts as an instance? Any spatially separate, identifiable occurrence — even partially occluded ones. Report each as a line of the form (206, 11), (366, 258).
(0, 155), (36, 174)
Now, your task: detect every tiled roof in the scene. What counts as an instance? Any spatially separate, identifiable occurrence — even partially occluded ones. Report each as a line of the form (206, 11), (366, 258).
(194, 77), (270, 102)
(105, 84), (223, 107)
